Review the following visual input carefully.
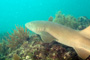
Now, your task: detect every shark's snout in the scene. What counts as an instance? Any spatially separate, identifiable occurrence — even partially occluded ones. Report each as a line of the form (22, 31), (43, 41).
(25, 22), (32, 29)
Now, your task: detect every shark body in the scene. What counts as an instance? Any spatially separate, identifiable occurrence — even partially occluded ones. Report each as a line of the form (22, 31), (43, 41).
(25, 21), (90, 59)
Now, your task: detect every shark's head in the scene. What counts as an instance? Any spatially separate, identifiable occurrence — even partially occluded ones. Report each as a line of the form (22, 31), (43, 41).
(25, 21), (46, 33)
(25, 21), (56, 43)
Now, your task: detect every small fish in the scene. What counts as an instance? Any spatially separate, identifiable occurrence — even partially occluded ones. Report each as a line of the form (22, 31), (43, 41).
(25, 21), (90, 59)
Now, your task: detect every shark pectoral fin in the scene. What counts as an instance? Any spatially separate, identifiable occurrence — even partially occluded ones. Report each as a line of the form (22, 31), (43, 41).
(39, 32), (56, 43)
(74, 46), (90, 59)
(80, 26), (90, 38)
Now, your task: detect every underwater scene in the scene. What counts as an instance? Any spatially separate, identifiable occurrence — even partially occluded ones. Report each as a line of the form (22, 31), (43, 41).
(0, 0), (90, 60)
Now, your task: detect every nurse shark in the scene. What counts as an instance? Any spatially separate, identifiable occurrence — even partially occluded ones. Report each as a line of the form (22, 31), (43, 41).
(25, 21), (90, 59)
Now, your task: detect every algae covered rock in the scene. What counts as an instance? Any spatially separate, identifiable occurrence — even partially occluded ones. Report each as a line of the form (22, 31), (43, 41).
(53, 11), (90, 30)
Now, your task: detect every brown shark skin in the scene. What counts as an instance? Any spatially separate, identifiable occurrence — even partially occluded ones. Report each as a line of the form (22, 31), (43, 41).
(45, 21), (90, 47)
(45, 21), (90, 58)
(25, 21), (90, 59)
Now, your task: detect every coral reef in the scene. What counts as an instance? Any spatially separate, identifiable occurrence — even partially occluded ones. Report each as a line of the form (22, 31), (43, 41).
(6, 34), (82, 60)
(53, 11), (90, 30)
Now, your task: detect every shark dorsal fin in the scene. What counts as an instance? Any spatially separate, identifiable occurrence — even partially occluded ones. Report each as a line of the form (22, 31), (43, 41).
(80, 26), (90, 38)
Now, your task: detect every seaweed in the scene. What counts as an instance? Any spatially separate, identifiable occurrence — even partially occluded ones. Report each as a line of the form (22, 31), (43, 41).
(0, 32), (9, 42)
(53, 11), (90, 30)
(6, 34), (82, 60)
(0, 40), (9, 60)
(48, 16), (53, 22)
(13, 53), (21, 60)
(5, 25), (30, 50)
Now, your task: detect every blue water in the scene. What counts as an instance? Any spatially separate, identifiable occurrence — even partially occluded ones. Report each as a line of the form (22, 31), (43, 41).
(0, 0), (90, 32)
